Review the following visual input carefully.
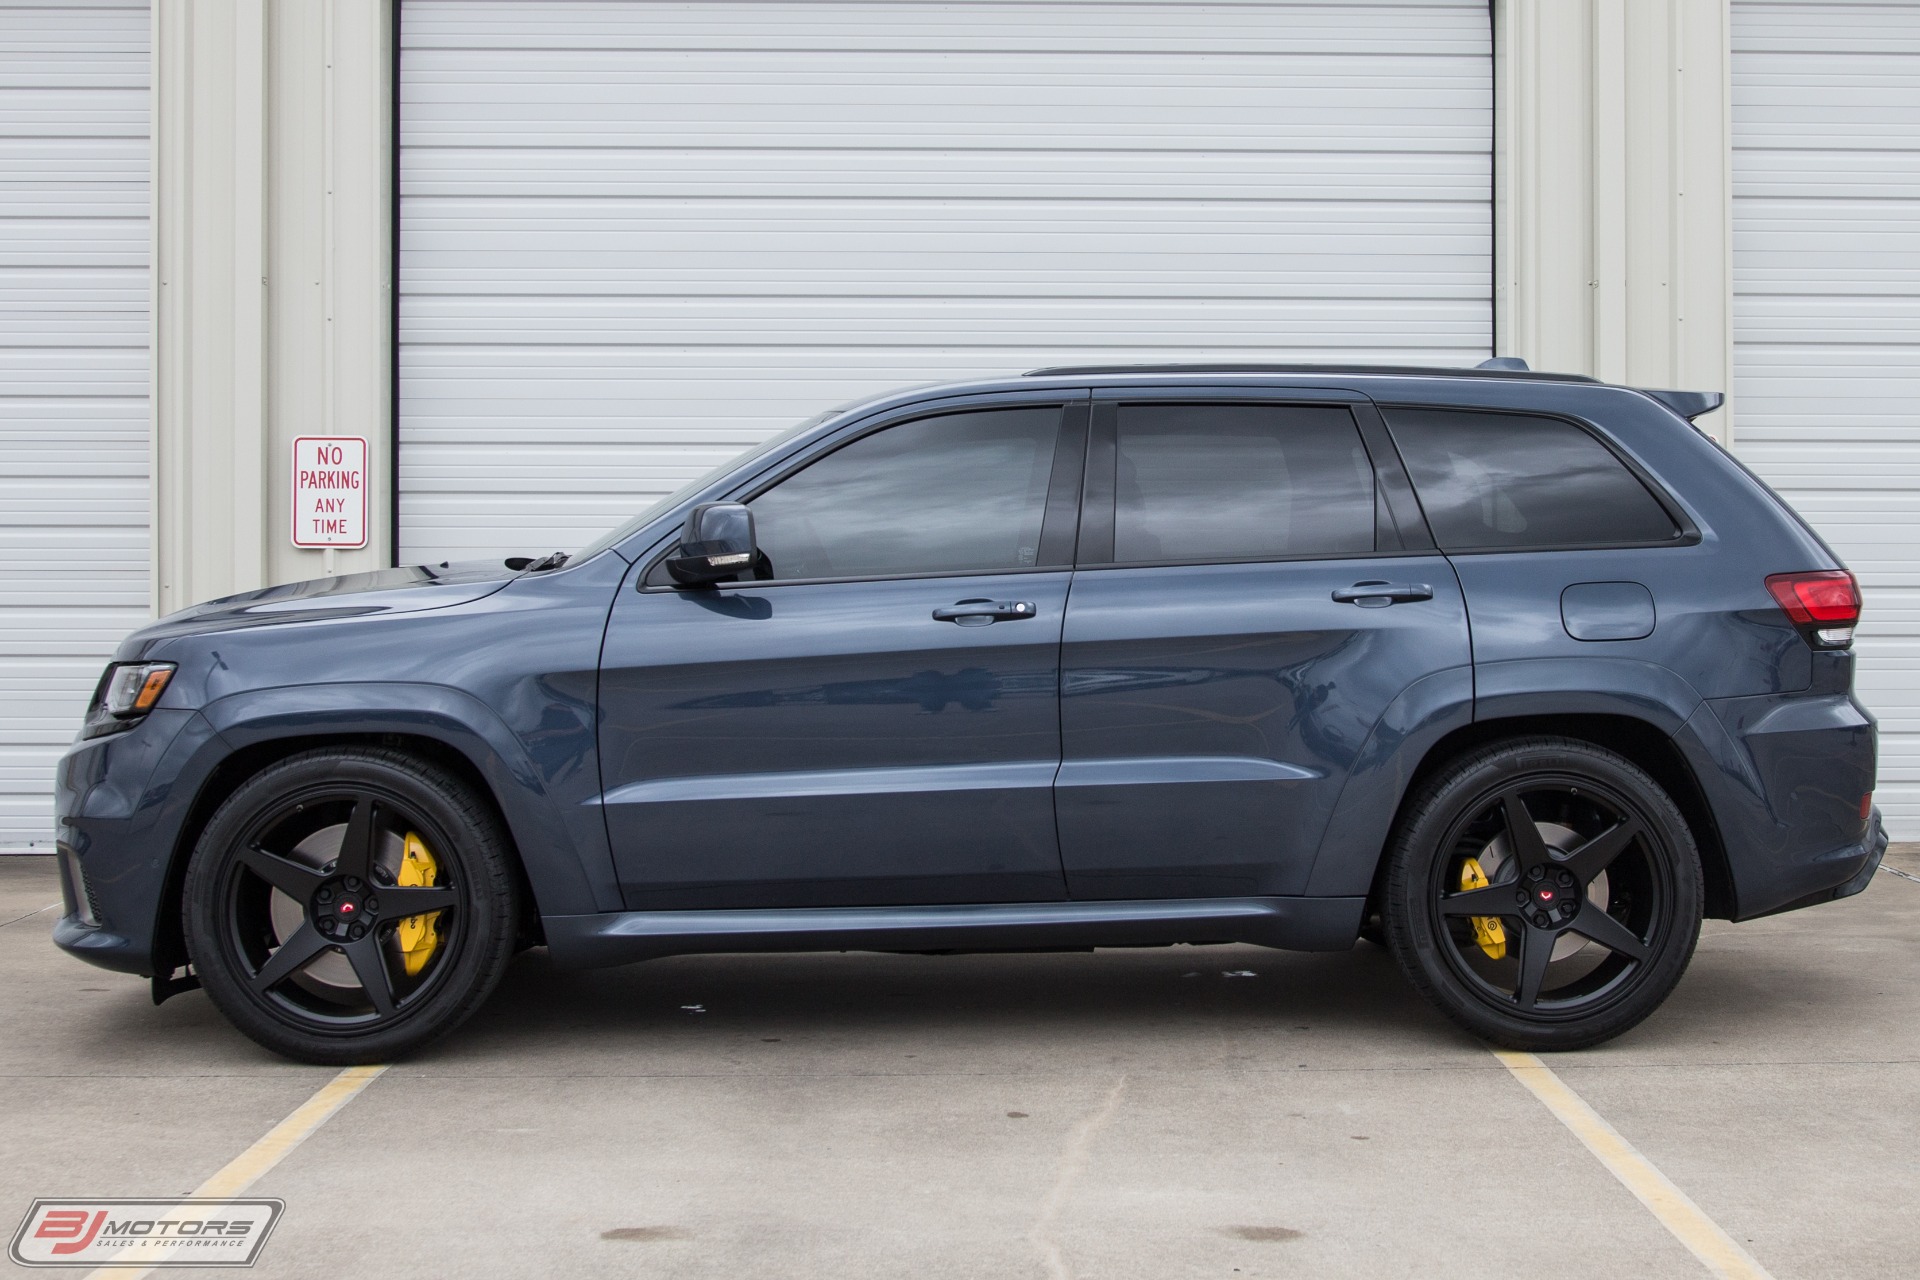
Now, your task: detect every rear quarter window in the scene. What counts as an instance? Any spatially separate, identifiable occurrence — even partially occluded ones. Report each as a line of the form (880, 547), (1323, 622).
(1383, 407), (1680, 551)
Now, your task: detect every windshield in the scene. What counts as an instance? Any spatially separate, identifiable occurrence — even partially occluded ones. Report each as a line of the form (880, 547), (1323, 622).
(570, 411), (833, 562)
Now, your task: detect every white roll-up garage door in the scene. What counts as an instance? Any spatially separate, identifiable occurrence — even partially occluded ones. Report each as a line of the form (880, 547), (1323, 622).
(0, 1), (149, 851)
(398, 0), (1492, 564)
(1733, 2), (1920, 838)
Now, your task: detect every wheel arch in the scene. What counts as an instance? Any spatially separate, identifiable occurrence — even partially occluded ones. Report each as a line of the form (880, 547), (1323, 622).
(1369, 714), (1735, 921)
(154, 731), (554, 981)
(154, 685), (620, 981)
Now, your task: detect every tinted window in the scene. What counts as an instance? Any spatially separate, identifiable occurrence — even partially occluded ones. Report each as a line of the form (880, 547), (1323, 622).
(1112, 404), (1375, 562)
(1384, 408), (1679, 551)
(749, 407), (1060, 580)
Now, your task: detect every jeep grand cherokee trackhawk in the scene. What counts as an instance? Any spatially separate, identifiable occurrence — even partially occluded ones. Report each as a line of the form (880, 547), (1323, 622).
(52, 362), (1886, 1063)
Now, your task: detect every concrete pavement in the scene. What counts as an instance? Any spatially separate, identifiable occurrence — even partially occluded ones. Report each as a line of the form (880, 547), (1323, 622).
(3, 848), (1916, 1278)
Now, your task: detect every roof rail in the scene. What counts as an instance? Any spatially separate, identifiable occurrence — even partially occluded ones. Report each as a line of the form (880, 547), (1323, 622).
(1018, 360), (1725, 422)
(1021, 362), (1602, 383)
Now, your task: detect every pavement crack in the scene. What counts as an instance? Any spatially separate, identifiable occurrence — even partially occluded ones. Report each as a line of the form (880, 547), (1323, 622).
(0, 902), (60, 929)
(1878, 863), (1920, 885)
(1028, 1074), (1127, 1280)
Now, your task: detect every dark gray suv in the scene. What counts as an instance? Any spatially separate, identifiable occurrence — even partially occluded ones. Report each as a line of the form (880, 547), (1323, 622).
(53, 362), (1885, 1063)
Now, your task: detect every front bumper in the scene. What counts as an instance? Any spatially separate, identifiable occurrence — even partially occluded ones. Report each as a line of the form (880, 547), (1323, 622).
(50, 709), (224, 977)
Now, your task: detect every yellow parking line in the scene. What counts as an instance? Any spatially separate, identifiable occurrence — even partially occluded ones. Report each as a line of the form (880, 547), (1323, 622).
(1493, 1050), (1774, 1280)
(86, 1064), (388, 1278)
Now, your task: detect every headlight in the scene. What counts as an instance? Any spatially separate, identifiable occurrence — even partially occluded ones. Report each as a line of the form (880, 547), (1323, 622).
(84, 661), (176, 738)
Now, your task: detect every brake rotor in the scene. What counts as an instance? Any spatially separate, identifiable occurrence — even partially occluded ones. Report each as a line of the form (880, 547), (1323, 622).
(266, 823), (407, 1001)
(1476, 820), (1610, 962)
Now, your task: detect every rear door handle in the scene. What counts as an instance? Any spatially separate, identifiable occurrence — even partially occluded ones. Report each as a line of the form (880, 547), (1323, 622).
(932, 599), (1037, 625)
(1331, 582), (1433, 607)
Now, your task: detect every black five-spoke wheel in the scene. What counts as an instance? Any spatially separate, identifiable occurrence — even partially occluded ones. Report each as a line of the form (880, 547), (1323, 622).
(1384, 737), (1703, 1050)
(185, 747), (519, 1064)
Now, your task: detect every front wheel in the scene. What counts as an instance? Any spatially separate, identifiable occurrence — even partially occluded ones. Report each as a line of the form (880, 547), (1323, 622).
(184, 747), (519, 1064)
(1382, 737), (1703, 1051)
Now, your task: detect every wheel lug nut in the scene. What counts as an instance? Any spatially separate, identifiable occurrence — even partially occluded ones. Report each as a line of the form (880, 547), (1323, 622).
(348, 923), (365, 940)
(364, 897), (379, 913)
(344, 877), (361, 891)
(1557, 871), (1574, 887)
(319, 919), (335, 935)
(316, 888), (333, 903)
(1532, 911), (1549, 927)
(1514, 891), (1529, 906)
(1527, 867), (1544, 882)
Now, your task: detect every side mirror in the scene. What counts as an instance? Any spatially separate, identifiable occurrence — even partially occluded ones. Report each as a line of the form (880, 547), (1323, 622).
(666, 502), (758, 586)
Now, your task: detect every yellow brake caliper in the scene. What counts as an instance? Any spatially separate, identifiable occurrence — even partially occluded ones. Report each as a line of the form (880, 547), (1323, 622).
(396, 832), (445, 976)
(1459, 857), (1507, 960)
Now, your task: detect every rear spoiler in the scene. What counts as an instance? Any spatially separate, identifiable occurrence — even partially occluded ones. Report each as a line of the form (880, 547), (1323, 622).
(1638, 388), (1725, 422)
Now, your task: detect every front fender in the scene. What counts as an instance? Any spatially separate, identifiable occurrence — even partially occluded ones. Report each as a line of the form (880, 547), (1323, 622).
(201, 682), (621, 917)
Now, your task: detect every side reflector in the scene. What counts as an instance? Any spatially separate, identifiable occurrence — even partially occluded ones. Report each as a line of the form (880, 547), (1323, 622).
(1861, 793), (1874, 820)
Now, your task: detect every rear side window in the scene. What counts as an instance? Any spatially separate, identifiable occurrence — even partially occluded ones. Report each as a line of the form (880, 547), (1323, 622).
(1113, 404), (1375, 562)
(1384, 408), (1680, 551)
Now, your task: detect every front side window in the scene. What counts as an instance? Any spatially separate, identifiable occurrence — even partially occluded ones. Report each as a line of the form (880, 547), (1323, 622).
(1384, 408), (1680, 551)
(749, 406), (1061, 581)
(1112, 403), (1376, 563)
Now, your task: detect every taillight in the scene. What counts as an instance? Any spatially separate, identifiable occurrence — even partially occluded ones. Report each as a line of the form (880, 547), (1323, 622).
(1765, 570), (1861, 649)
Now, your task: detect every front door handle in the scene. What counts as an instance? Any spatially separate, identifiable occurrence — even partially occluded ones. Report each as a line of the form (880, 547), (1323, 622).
(932, 599), (1037, 625)
(1331, 582), (1433, 607)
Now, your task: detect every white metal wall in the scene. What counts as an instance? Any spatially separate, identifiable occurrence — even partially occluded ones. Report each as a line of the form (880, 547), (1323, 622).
(397, 0), (1493, 564)
(1733, 1), (1920, 838)
(0, 0), (149, 851)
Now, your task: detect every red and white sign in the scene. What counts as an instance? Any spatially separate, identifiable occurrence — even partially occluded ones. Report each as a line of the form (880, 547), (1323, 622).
(292, 436), (368, 548)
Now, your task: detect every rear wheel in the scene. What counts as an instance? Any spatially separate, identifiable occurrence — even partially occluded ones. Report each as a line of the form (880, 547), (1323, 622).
(184, 747), (518, 1064)
(1382, 737), (1702, 1050)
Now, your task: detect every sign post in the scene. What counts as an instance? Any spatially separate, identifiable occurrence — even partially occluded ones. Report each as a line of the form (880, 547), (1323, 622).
(292, 436), (368, 549)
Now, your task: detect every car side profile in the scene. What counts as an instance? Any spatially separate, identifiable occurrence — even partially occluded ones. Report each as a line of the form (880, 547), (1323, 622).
(53, 363), (1886, 1064)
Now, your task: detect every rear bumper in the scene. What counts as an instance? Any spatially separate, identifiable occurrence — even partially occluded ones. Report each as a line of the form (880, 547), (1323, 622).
(1741, 807), (1888, 920)
(1683, 675), (1880, 921)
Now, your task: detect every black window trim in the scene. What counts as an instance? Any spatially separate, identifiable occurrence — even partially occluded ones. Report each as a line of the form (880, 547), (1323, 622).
(639, 393), (1091, 591)
(1076, 392), (1426, 572)
(1374, 401), (1701, 555)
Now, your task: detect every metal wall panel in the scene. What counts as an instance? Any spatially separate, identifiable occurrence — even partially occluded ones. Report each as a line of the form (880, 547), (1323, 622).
(398, 0), (1493, 562)
(0, 0), (149, 850)
(1733, 1), (1920, 838)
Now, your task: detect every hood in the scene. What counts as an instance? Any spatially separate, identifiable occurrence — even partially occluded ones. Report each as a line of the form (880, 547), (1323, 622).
(119, 560), (523, 653)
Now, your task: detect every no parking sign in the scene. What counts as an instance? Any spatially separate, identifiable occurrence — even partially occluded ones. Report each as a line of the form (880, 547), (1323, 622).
(292, 436), (368, 548)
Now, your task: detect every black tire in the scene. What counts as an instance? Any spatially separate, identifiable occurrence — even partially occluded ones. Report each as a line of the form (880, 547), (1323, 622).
(183, 747), (519, 1064)
(1382, 737), (1702, 1051)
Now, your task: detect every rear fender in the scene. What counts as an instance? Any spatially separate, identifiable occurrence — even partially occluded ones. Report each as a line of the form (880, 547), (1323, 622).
(1472, 657), (1703, 735)
(1304, 658), (1707, 901)
(1303, 665), (1474, 898)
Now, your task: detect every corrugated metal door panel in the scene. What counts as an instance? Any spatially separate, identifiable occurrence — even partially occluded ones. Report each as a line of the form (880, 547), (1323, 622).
(0, 0), (150, 850)
(398, 0), (1492, 563)
(1734, 0), (1920, 838)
